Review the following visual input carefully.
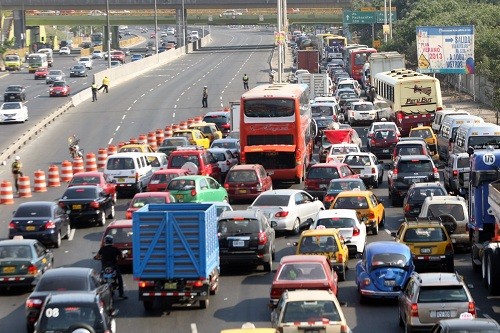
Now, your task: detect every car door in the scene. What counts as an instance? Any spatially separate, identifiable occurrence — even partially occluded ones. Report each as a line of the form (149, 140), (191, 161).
(370, 194), (384, 223)
(399, 279), (415, 325)
(55, 206), (69, 238)
(296, 192), (318, 224)
(206, 177), (225, 201)
(34, 241), (52, 272)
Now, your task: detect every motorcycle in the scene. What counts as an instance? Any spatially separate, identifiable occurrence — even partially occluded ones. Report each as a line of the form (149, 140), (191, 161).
(68, 135), (83, 159)
(97, 250), (128, 296)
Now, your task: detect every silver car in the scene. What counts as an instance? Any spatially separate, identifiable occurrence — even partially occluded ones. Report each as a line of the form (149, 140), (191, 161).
(45, 70), (65, 84)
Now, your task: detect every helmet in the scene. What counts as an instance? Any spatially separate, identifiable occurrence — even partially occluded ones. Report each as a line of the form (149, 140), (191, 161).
(204, 85), (207, 88)
(15, 156), (20, 161)
(104, 235), (113, 245)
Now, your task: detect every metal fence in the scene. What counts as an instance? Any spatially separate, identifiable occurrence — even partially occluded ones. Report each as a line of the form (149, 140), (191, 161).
(437, 73), (495, 108)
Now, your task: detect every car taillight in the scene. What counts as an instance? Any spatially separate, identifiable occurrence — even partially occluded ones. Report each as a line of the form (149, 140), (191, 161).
(275, 211), (289, 217)
(371, 167), (376, 173)
(8, 222), (15, 229)
(337, 253), (343, 263)
(324, 194), (335, 204)
(445, 242), (454, 254)
(411, 303), (418, 317)
(44, 220), (56, 229)
(468, 301), (476, 316)
(28, 265), (38, 276)
(138, 281), (155, 288)
(90, 201), (100, 209)
(433, 167), (440, 180)
(26, 298), (43, 309)
(397, 112), (403, 122)
(270, 288), (283, 299)
(353, 227), (360, 236)
(453, 170), (458, 177)
(190, 189), (197, 197)
(192, 280), (204, 287)
(226, 160), (231, 165)
(223, 183), (229, 189)
(368, 213), (375, 219)
(404, 204), (410, 212)
(221, 124), (230, 129)
(258, 231), (267, 245)
(340, 324), (349, 333)
(392, 168), (398, 180)
(125, 211), (133, 219)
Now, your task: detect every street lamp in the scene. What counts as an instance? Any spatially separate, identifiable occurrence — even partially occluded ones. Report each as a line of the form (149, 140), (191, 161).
(182, 0), (186, 47)
(154, 0), (158, 54)
(106, 0), (111, 68)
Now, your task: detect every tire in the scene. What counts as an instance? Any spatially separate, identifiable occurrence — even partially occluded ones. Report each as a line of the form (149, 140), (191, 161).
(143, 301), (154, 311)
(372, 221), (379, 235)
(98, 211), (106, 226)
(107, 204), (115, 219)
(63, 223), (71, 240)
(291, 218), (300, 235)
(472, 251), (481, 272)
(199, 299), (209, 309)
(380, 212), (385, 227)
(65, 323), (96, 333)
(54, 231), (62, 248)
(487, 249), (500, 295)
(263, 248), (273, 272)
(338, 264), (346, 281)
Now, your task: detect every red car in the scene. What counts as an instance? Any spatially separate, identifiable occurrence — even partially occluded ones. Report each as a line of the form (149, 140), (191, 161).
(49, 81), (70, 97)
(223, 164), (273, 203)
(125, 192), (173, 219)
(68, 171), (117, 202)
(34, 67), (49, 80)
(146, 169), (190, 192)
(270, 255), (338, 307)
(367, 128), (400, 158)
(100, 220), (133, 267)
(303, 162), (359, 200)
(110, 50), (126, 64)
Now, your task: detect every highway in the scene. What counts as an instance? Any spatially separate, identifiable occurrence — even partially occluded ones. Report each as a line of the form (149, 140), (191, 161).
(0, 27), (498, 333)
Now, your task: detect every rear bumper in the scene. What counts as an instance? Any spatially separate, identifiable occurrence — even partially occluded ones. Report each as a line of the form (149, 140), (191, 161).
(220, 252), (269, 266)
(358, 288), (401, 298)
(9, 230), (58, 245)
(0, 275), (36, 287)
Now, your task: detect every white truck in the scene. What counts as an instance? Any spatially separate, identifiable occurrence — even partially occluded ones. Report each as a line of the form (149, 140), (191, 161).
(362, 51), (405, 91)
(229, 100), (240, 132)
(297, 73), (332, 100)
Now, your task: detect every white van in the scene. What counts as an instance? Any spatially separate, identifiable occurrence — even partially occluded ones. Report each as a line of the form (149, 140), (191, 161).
(104, 152), (153, 194)
(37, 48), (54, 67)
(432, 108), (460, 133)
(453, 122), (500, 155)
(437, 114), (483, 161)
(145, 152), (169, 172)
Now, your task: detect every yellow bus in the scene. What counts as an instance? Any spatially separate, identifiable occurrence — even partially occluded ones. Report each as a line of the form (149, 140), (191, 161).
(325, 35), (348, 48)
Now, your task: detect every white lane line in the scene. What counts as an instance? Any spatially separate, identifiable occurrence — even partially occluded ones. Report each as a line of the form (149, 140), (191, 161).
(133, 99), (137, 103)
(127, 107), (131, 111)
(115, 126), (120, 131)
(172, 112), (175, 118)
(141, 93), (146, 97)
(68, 228), (76, 241)
(385, 229), (392, 235)
(190, 323), (198, 333)
(180, 92), (185, 96)
(149, 88), (154, 92)
(157, 83), (161, 87)
(122, 115), (126, 120)
(108, 138), (113, 145)
(174, 105), (177, 109)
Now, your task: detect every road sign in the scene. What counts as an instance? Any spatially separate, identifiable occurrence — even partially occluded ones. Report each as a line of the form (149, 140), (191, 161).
(343, 10), (397, 24)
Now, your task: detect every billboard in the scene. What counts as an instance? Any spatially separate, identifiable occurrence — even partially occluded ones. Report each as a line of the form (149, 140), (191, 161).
(416, 26), (475, 74)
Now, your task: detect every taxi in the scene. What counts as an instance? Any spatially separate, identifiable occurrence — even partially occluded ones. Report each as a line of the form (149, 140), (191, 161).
(409, 126), (439, 160)
(189, 122), (223, 143)
(118, 143), (156, 153)
(329, 190), (385, 236)
(172, 129), (210, 148)
(295, 228), (349, 281)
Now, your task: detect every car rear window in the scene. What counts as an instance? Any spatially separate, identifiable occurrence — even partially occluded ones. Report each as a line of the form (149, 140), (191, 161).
(307, 167), (340, 179)
(105, 227), (132, 243)
(403, 227), (447, 242)
(398, 160), (433, 173)
(70, 176), (99, 185)
(106, 157), (135, 170)
(2, 103), (21, 110)
(312, 105), (334, 117)
(0, 245), (32, 259)
(36, 276), (88, 291)
(203, 115), (229, 125)
(353, 104), (373, 111)
(298, 235), (338, 254)
(427, 204), (465, 221)
(15, 205), (52, 217)
(252, 194), (289, 206)
(211, 152), (227, 161)
(316, 217), (356, 228)
(374, 130), (396, 139)
(283, 301), (341, 323)
(162, 138), (186, 147)
(212, 141), (237, 149)
(226, 170), (258, 182)
(332, 196), (369, 209)
(371, 253), (408, 270)
(418, 286), (468, 303)
(167, 179), (195, 190)
(150, 172), (180, 183)
(410, 128), (433, 139)
(277, 263), (326, 281)
(457, 157), (470, 169)
(169, 155), (200, 168)
(344, 155), (371, 166)
(409, 188), (446, 201)
(40, 305), (101, 330)
(396, 145), (425, 156)
(218, 219), (260, 234)
(62, 187), (98, 199)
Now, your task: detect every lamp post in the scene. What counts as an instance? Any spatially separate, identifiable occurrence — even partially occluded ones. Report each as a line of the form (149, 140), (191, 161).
(105, 0), (111, 68)
(182, 0), (186, 47)
(154, 0), (158, 54)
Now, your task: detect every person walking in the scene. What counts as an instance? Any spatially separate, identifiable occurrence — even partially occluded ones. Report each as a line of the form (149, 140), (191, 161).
(91, 82), (98, 102)
(11, 156), (23, 193)
(243, 74), (249, 91)
(98, 76), (110, 93)
(202, 86), (208, 108)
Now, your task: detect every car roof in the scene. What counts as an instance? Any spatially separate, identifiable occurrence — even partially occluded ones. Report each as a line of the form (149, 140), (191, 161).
(0, 238), (39, 246)
(410, 182), (444, 188)
(365, 241), (411, 256)
(152, 168), (187, 174)
(18, 201), (56, 208)
(301, 228), (340, 237)
(316, 209), (359, 219)
(309, 162), (345, 168)
(132, 192), (171, 198)
(40, 267), (94, 278)
(204, 111), (229, 117)
(258, 189), (305, 196)
(213, 138), (239, 143)
(107, 219), (133, 228)
(416, 272), (463, 286)
(229, 164), (262, 171)
(64, 185), (100, 191)
(280, 254), (328, 264)
(73, 171), (103, 177)
(437, 318), (500, 329)
(47, 292), (98, 303)
(171, 175), (208, 181)
(397, 155), (431, 161)
(284, 289), (336, 301)
(422, 195), (466, 204)
(344, 152), (373, 157)
(207, 148), (231, 153)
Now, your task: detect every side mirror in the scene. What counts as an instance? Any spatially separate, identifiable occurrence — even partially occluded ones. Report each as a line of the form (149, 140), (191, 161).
(390, 231), (397, 237)
(292, 242), (298, 246)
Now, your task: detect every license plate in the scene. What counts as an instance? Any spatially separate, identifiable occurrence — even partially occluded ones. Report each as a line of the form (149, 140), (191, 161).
(411, 178), (421, 184)
(420, 248), (431, 254)
(429, 256), (440, 261)
(72, 204), (82, 210)
(304, 330), (320, 333)
(382, 149), (389, 153)
(384, 280), (396, 286)
(26, 226), (36, 231)
(2, 266), (15, 274)
(232, 240), (245, 247)
(175, 194), (184, 200)
(118, 178), (125, 183)
(436, 310), (451, 318)
(238, 189), (247, 194)
(164, 282), (177, 289)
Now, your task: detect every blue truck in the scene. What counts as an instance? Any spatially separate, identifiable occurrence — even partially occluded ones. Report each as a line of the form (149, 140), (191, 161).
(132, 203), (220, 310)
(468, 149), (500, 295)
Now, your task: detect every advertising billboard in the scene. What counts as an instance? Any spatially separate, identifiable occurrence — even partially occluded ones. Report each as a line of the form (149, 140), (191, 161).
(416, 26), (475, 74)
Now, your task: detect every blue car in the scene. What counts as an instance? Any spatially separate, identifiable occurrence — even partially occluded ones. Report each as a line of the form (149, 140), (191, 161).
(131, 54), (143, 62)
(356, 241), (414, 302)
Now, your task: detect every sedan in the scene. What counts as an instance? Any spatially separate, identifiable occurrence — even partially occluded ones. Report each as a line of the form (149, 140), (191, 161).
(34, 67), (49, 80)
(45, 70), (65, 84)
(69, 64), (88, 77)
(58, 185), (115, 226)
(78, 56), (93, 69)
(4, 85), (26, 101)
(49, 81), (71, 97)
(210, 138), (241, 157)
(323, 178), (367, 208)
(125, 192), (174, 219)
(249, 189), (325, 235)
(0, 102), (28, 123)
(131, 54), (143, 62)
(58, 47), (71, 55)
(356, 241), (414, 302)
(0, 239), (53, 289)
(403, 182), (447, 219)
(25, 267), (113, 331)
(367, 128), (400, 158)
(9, 201), (71, 248)
(68, 171), (117, 203)
(166, 175), (228, 203)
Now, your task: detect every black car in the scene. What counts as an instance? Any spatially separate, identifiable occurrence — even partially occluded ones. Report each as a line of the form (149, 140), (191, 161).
(58, 185), (115, 226)
(9, 201), (71, 248)
(388, 155), (440, 206)
(69, 64), (88, 77)
(430, 318), (500, 333)
(33, 292), (117, 333)
(203, 111), (231, 137)
(157, 136), (189, 157)
(403, 182), (447, 219)
(4, 85), (26, 102)
(26, 267), (113, 332)
(218, 209), (275, 272)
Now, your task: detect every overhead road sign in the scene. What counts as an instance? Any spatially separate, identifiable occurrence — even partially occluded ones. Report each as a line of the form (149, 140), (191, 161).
(343, 10), (396, 24)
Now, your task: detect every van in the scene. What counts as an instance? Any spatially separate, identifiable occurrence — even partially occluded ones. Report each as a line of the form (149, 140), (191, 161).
(103, 152), (153, 195)
(453, 122), (500, 155)
(145, 152), (169, 172)
(437, 114), (483, 161)
(431, 108), (461, 133)
(37, 48), (54, 67)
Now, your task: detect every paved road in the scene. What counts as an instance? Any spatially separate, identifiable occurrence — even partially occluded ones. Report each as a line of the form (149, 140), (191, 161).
(0, 27), (498, 333)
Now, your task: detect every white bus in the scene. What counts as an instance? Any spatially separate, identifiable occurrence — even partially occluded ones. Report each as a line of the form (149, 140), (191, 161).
(27, 53), (48, 73)
(373, 69), (443, 136)
(453, 122), (500, 155)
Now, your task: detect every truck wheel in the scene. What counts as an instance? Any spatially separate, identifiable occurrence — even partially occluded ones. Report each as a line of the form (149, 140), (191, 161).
(482, 249), (492, 288)
(199, 299), (209, 309)
(487, 249), (500, 295)
(143, 301), (154, 311)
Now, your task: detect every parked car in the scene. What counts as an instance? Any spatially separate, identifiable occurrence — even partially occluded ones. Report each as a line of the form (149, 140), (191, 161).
(125, 192), (174, 219)
(69, 64), (88, 77)
(68, 171), (117, 203)
(166, 175), (228, 203)
(223, 164), (273, 203)
(322, 178), (367, 208)
(146, 168), (190, 192)
(9, 201), (71, 248)
(0, 101), (28, 123)
(49, 81), (71, 97)
(100, 220), (133, 267)
(402, 182), (447, 219)
(342, 152), (384, 188)
(4, 85), (26, 101)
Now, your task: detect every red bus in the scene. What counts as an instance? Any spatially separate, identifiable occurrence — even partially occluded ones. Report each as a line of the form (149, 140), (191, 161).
(240, 83), (315, 183)
(347, 47), (377, 82)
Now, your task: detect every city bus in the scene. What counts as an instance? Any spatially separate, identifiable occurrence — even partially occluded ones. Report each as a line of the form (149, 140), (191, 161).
(27, 53), (48, 73)
(325, 35), (347, 48)
(239, 83), (315, 183)
(346, 47), (377, 82)
(91, 33), (104, 46)
(373, 69), (443, 136)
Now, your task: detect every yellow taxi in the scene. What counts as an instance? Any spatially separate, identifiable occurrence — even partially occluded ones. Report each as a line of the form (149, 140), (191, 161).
(172, 129), (210, 148)
(118, 143), (156, 153)
(189, 122), (223, 143)
(329, 190), (385, 236)
(409, 126), (439, 160)
(295, 228), (349, 281)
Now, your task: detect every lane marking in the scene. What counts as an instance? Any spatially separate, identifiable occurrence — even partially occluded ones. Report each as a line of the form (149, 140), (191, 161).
(385, 229), (392, 235)
(122, 115), (126, 120)
(108, 138), (113, 145)
(190, 323), (198, 333)
(115, 125), (120, 131)
(68, 228), (76, 241)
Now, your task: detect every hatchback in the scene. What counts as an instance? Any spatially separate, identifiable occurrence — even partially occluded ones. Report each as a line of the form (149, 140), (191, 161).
(166, 175), (228, 203)
(367, 129), (400, 158)
(392, 139), (430, 162)
(146, 168), (190, 192)
(210, 138), (241, 158)
(443, 152), (470, 194)
(69, 64), (88, 77)
(100, 220), (133, 267)
(403, 182), (447, 219)
(224, 164), (273, 203)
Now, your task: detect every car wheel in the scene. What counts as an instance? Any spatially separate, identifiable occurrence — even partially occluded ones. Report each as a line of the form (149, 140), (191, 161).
(54, 231), (62, 248)
(291, 218), (300, 235)
(98, 211), (106, 226)
(63, 223), (71, 239)
(380, 212), (385, 227)
(199, 299), (209, 309)
(372, 221), (379, 235)
(108, 204), (115, 219)
(143, 301), (154, 311)
(487, 248), (500, 295)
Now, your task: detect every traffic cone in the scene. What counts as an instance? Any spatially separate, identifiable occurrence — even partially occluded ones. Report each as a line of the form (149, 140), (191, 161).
(171, 124), (180, 132)
(164, 126), (173, 138)
(147, 132), (157, 151)
(155, 129), (165, 146)
(187, 118), (195, 127)
(117, 142), (126, 150)
(33, 170), (47, 193)
(138, 134), (147, 144)
(0, 180), (14, 204)
(194, 116), (203, 124)
(61, 160), (73, 182)
(17, 176), (32, 198)
(107, 144), (118, 156)
(85, 152), (98, 172)
(47, 165), (61, 187)
(97, 148), (108, 169)
(179, 122), (188, 130)
(72, 157), (84, 174)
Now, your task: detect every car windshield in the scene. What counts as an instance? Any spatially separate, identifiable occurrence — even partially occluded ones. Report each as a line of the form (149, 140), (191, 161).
(218, 219), (260, 235)
(212, 141), (237, 149)
(226, 170), (257, 183)
(80, 58), (90, 61)
(6, 86), (22, 92)
(14, 205), (51, 217)
(282, 300), (341, 323)
(298, 235), (338, 254)
(398, 160), (433, 173)
(353, 103), (373, 111)
(370, 253), (408, 270)
(105, 227), (132, 243)
(327, 180), (365, 192)
(277, 263), (326, 281)
(130, 196), (167, 208)
(203, 115), (228, 125)
(417, 286), (468, 303)
(315, 118), (333, 128)
(333, 196), (369, 209)
(62, 188), (97, 199)
(331, 146), (359, 154)
(2, 103), (21, 110)
(39, 305), (102, 331)
(167, 179), (196, 191)
(72, 66), (85, 70)
(427, 204), (465, 221)
(396, 145), (425, 156)
(210, 152), (227, 161)
(0, 245), (32, 259)
(36, 276), (88, 291)
(307, 167), (340, 179)
(403, 227), (447, 242)
(162, 138), (186, 147)
(374, 130), (396, 139)
(410, 129), (433, 139)
(52, 82), (66, 87)
(49, 71), (61, 75)
(316, 217), (355, 229)
(252, 194), (289, 206)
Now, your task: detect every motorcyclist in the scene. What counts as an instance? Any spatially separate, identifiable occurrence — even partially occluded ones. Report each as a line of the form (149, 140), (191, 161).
(68, 135), (82, 158)
(94, 235), (127, 299)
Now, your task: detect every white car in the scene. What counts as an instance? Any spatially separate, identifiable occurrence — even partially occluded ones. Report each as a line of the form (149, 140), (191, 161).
(347, 101), (376, 125)
(207, 148), (238, 176)
(310, 209), (367, 255)
(0, 102), (28, 123)
(58, 47), (71, 55)
(78, 57), (93, 70)
(249, 189), (325, 234)
(366, 121), (400, 139)
(326, 143), (361, 163)
(92, 50), (104, 59)
(341, 152), (384, 188)
(336, 79), (361, 96)
(88, 10), (106, 16)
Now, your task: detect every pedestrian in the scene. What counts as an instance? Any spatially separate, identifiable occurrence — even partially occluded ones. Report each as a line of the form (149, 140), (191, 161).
(91, 82), (98, 102)
(243, 74), (249, 91)
(202, 86), (208, 108)
(98, 76), (110, 93)
(11, 156), (23, 193)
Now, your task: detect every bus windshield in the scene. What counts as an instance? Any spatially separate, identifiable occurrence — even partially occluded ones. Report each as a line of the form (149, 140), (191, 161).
(468, 136), (500, 149)
(28, 55), (43, 64)
(243, 99), (295, 117)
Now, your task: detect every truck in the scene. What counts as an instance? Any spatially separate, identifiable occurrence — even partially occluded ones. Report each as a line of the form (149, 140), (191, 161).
(468, 149), (500, 295)
(297, 49), (320, 73)
(297, 73), (332, 100)
(229, 100), (240, 132)
(362, 51), (405, 91)
(133, 203), (220, 310)
(4, 54), (23, 71)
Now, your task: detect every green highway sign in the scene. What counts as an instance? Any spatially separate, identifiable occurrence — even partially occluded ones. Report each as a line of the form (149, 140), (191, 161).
(343, 10), (396, 24)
